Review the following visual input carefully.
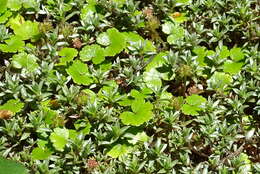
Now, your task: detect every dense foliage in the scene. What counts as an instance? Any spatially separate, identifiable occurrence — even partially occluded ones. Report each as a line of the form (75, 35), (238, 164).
(0, 0), (259, 173)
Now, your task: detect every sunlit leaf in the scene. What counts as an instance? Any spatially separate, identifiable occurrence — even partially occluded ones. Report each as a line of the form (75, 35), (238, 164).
(181, 95), (207, 116)
(162, 22), (174, 35)
(218, 46), (230, 59)
(181, 104), (199, 115)
(66, 60), (93, 85)
(230, 47), (244, 61)
(97, 32), (110, 46)
(193, 46), (208, 66)
(58, 47), (78, 65)
(0, 35), (24, 53)
(127, 132), (149, 145)
(223, 61), (244, 74)
(50, 128), (69, 151)
(8, 15), (40, 40)
(163, 23), (184, 44)
(185, 94), (207, 107)
(80, 44), (105, 64)
(7, 0), (22, 11)
(0, 10), (12, 23)
(31, 147), (52, 160)
(120, 99), (153, 126)
(107, 144), (132, 158)
(143, 68), (162, 92)
(12, 52), (39, 72)
(176, 0), (191, 6)
(105, 28), (126, 56)
(0, 99), (24, 113)
(0, 0), (8, 13)
(207, 72), (233, 92)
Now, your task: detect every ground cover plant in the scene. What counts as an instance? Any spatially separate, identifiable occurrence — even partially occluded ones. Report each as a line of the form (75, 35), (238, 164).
(0, 0), (259, 173)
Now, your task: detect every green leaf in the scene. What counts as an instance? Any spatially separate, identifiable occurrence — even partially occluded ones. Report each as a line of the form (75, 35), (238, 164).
(223, 61), (244, 74)
(181, 104), (199, 116)
(107, 144), (132, 158)
(22, 0), (38, 9)
(171, 15), (188, 23)
(50, 128), (69, 151)
(80, 44), (105, 64)
(120, 100), (153, 126)
(0, 99), (24, 113)
(181, 95), (206, 116)
(12, 52), (39, 72)
(176, 0), (191, 6)
(230, 47), (244, 61)
(162, 22), (184, 44)
(97, 32), (110, 46)
(0, 157), (28, 174)
(166, 26), (184, 44)
(143, 40), (156, 53)
(127, 132), (149, 145)
(8, 15), (40, 40)
(0, 10), (12, 24)
(185, 94), (207, 107)
(7, 0), (22, 11)
(105, 28), (126, 56)
(162, 22), (174, 35)
(146, 52), (167, 71)
(0, 35), (24, 53)
(80, 0), (96, 20)
(207, 72), (233, 92)
(42, 108), (58, 125)
(31, 147), (52, 160)
(0, 0), (8, 13)
(218, 46), (230, 59)
(74, 119), (92, 135)
(123, 32), (144, 43)
(123, 32), (155, 53)
(66, 60), (93, 85)
(112, 0), (126, 7)
(58, 47), (78, 65)
(193, 46), (208, 66)
(143, 68), (162, 92)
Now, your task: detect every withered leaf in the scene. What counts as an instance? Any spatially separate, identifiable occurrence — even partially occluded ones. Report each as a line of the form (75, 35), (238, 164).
(0, 110), (14, 119)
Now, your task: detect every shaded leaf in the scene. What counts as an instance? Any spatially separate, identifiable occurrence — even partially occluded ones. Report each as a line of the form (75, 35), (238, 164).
(0, 157), (28, 174)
